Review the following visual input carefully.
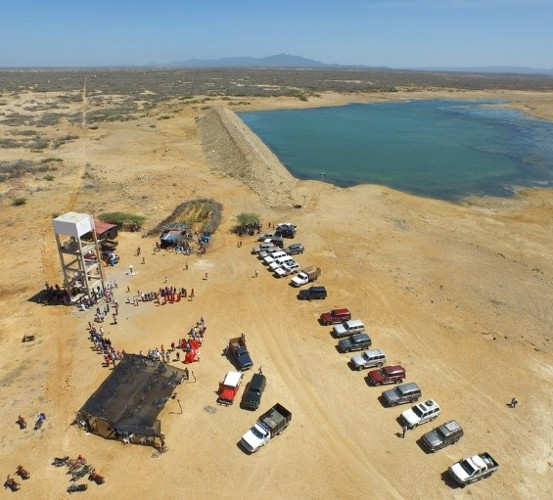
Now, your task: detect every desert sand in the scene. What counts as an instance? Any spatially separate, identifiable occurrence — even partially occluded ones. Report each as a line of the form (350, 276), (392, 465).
(0, 86), (553, 499)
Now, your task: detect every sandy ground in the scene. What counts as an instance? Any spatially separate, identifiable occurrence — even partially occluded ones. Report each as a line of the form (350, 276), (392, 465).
(1, 88), (553, 499)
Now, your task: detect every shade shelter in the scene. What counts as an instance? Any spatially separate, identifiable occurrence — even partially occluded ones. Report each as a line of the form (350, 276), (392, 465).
(75, 354), (187, 447)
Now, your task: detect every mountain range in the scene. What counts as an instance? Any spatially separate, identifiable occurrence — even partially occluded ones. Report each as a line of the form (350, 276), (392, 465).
(158, 53), (553, 76)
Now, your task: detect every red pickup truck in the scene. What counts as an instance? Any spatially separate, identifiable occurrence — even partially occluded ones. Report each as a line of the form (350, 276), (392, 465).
(320, 308), (351, 325)
(217, 371), (244, 405)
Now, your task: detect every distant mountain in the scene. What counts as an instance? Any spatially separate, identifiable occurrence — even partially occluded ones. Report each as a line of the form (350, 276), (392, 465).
(162, 54), (336, 68)
(156, 54), (553, 76)
(412, 66), (553, 76)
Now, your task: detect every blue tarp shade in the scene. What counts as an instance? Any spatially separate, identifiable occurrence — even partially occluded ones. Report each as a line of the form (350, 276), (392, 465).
(161, 233), (179, 244)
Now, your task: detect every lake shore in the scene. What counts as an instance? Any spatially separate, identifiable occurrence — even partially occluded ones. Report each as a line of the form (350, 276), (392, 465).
(1, 87), (552, 498)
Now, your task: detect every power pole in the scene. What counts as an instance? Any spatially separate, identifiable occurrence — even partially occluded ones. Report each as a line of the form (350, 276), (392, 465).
(81, 76), (87, 129)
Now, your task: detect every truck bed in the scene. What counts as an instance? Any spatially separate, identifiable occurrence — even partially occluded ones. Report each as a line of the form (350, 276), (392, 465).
(259, 403), (292, 435)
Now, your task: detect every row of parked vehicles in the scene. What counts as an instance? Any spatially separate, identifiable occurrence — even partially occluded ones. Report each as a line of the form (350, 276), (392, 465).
(319, 308), (498, 486)
(252, 224), (327, 299)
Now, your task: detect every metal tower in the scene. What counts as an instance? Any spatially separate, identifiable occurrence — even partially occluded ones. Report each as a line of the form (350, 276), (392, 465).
(52, 212), (105, 304)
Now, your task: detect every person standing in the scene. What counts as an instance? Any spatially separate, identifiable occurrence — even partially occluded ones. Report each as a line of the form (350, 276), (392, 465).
(402, 425), (407, 438)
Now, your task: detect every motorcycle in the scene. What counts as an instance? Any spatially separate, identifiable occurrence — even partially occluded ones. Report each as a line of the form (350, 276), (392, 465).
(4, 477), (20, 491)
(67, 455), (86, 474)
(88, 469), (105, 485)
(52, 456), (70, 467)
(67, 483), (88, 493)
(16, 415), (27, 430)
(34, 412), (46, 431)
(71, 465), (93, 482)
(15, 466), (30, 480)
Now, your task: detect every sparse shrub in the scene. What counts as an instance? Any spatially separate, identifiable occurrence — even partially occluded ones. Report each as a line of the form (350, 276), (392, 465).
(12, 197), (27, 206)
(99, 212), (146, 231)
(44, 174), (55, 181)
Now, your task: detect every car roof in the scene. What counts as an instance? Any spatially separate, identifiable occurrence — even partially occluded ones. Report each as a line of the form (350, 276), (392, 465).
(344, 319), (364, 327)
(418, 399), (439, 410)
(383, 365), (405, 373)
(397, 382), (420, 392)
(332, 308), (350, 315)
(223, 371), (243, 387)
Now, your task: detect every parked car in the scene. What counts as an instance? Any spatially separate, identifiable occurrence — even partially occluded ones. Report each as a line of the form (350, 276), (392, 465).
(252, 242), (278, 254)
(298, 286), (327, 300)
(333, 319), (365, 338)
(276, 222), (297, 231)
(269, 237), (285, 248)
(291, 266), (321, 287)
(381, 382), (422, 407)
(84, 251), (98, 261)
(401, 399), (441, 428)
(274, 265), (295, 278)
(350, 349), (386, 371)
(102, 250), (120, 265)
(273, 260), (300, 276)
(217, 371), (244, 406)
(421, 420), (464, 452)
(263, 251), (288, 265)
(284, 243), (304, 255)
(448, 452), (499, 487)
(257, 247), (280, 259)
(275, 223), (297, 238)
(367, 365), (406, 386)
(338, 333), (371, 352)
(319, 308), (351, 325)
(241, 373), (267, 411)
(258, 232), (277, 242)
(269, 257), (295, 271)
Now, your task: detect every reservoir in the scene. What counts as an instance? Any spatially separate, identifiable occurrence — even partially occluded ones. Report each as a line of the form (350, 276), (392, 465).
(239, 100), (553, 201)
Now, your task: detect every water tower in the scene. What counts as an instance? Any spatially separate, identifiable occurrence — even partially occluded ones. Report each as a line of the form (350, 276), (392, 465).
(52, 212), (105, 303)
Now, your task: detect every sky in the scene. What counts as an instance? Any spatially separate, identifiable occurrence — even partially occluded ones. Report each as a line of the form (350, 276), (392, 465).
(1, 0), (552, 69)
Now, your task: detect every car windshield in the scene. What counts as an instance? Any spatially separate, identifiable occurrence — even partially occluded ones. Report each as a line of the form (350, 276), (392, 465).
(251, 427), (267, 439)
(412, 406), (425, 417)
(459, 460), (477, 475)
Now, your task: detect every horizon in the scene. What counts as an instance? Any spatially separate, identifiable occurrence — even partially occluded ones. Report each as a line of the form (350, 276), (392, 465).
(1, 1), (552, 69)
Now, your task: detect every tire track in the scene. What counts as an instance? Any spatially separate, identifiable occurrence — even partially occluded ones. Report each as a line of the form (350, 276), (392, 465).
(240, 283), (404, 498)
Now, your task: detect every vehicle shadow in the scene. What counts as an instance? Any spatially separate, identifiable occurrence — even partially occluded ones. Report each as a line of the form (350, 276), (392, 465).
(441, 470), (462, 489)
(415, 438), (433, 455)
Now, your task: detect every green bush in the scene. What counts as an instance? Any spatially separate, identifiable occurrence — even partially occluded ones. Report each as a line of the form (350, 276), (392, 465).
(12, 197), (27, 206)
(99, 212), (146, 230)
(44, 174), (55, 181)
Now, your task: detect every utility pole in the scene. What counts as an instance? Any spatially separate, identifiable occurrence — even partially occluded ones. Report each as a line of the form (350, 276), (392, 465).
(81, 76), (87, 129)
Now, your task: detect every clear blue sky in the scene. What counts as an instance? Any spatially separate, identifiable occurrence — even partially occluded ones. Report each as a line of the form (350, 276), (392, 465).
(1, 0), (552, 68)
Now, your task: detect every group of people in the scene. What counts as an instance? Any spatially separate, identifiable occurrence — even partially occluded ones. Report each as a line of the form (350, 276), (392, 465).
(125, 285), (196, 306)
(124, 317), (206, 367)
(88, 324), (124, 368)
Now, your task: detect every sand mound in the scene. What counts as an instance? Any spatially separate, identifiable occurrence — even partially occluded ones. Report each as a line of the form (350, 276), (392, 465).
(197, 105), (296, 208)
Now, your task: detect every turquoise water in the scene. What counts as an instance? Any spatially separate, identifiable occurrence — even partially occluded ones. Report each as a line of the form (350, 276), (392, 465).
(239, 100), (553, 201)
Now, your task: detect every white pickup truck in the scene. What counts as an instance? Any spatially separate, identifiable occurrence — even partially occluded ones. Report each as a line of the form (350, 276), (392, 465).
(448, 452), (499, 487)
(290, 266), (321, 287)
(240, 403), (292, 453)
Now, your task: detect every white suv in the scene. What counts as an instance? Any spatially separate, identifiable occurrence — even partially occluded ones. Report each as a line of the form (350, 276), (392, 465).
(401, 399), (441, 429)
